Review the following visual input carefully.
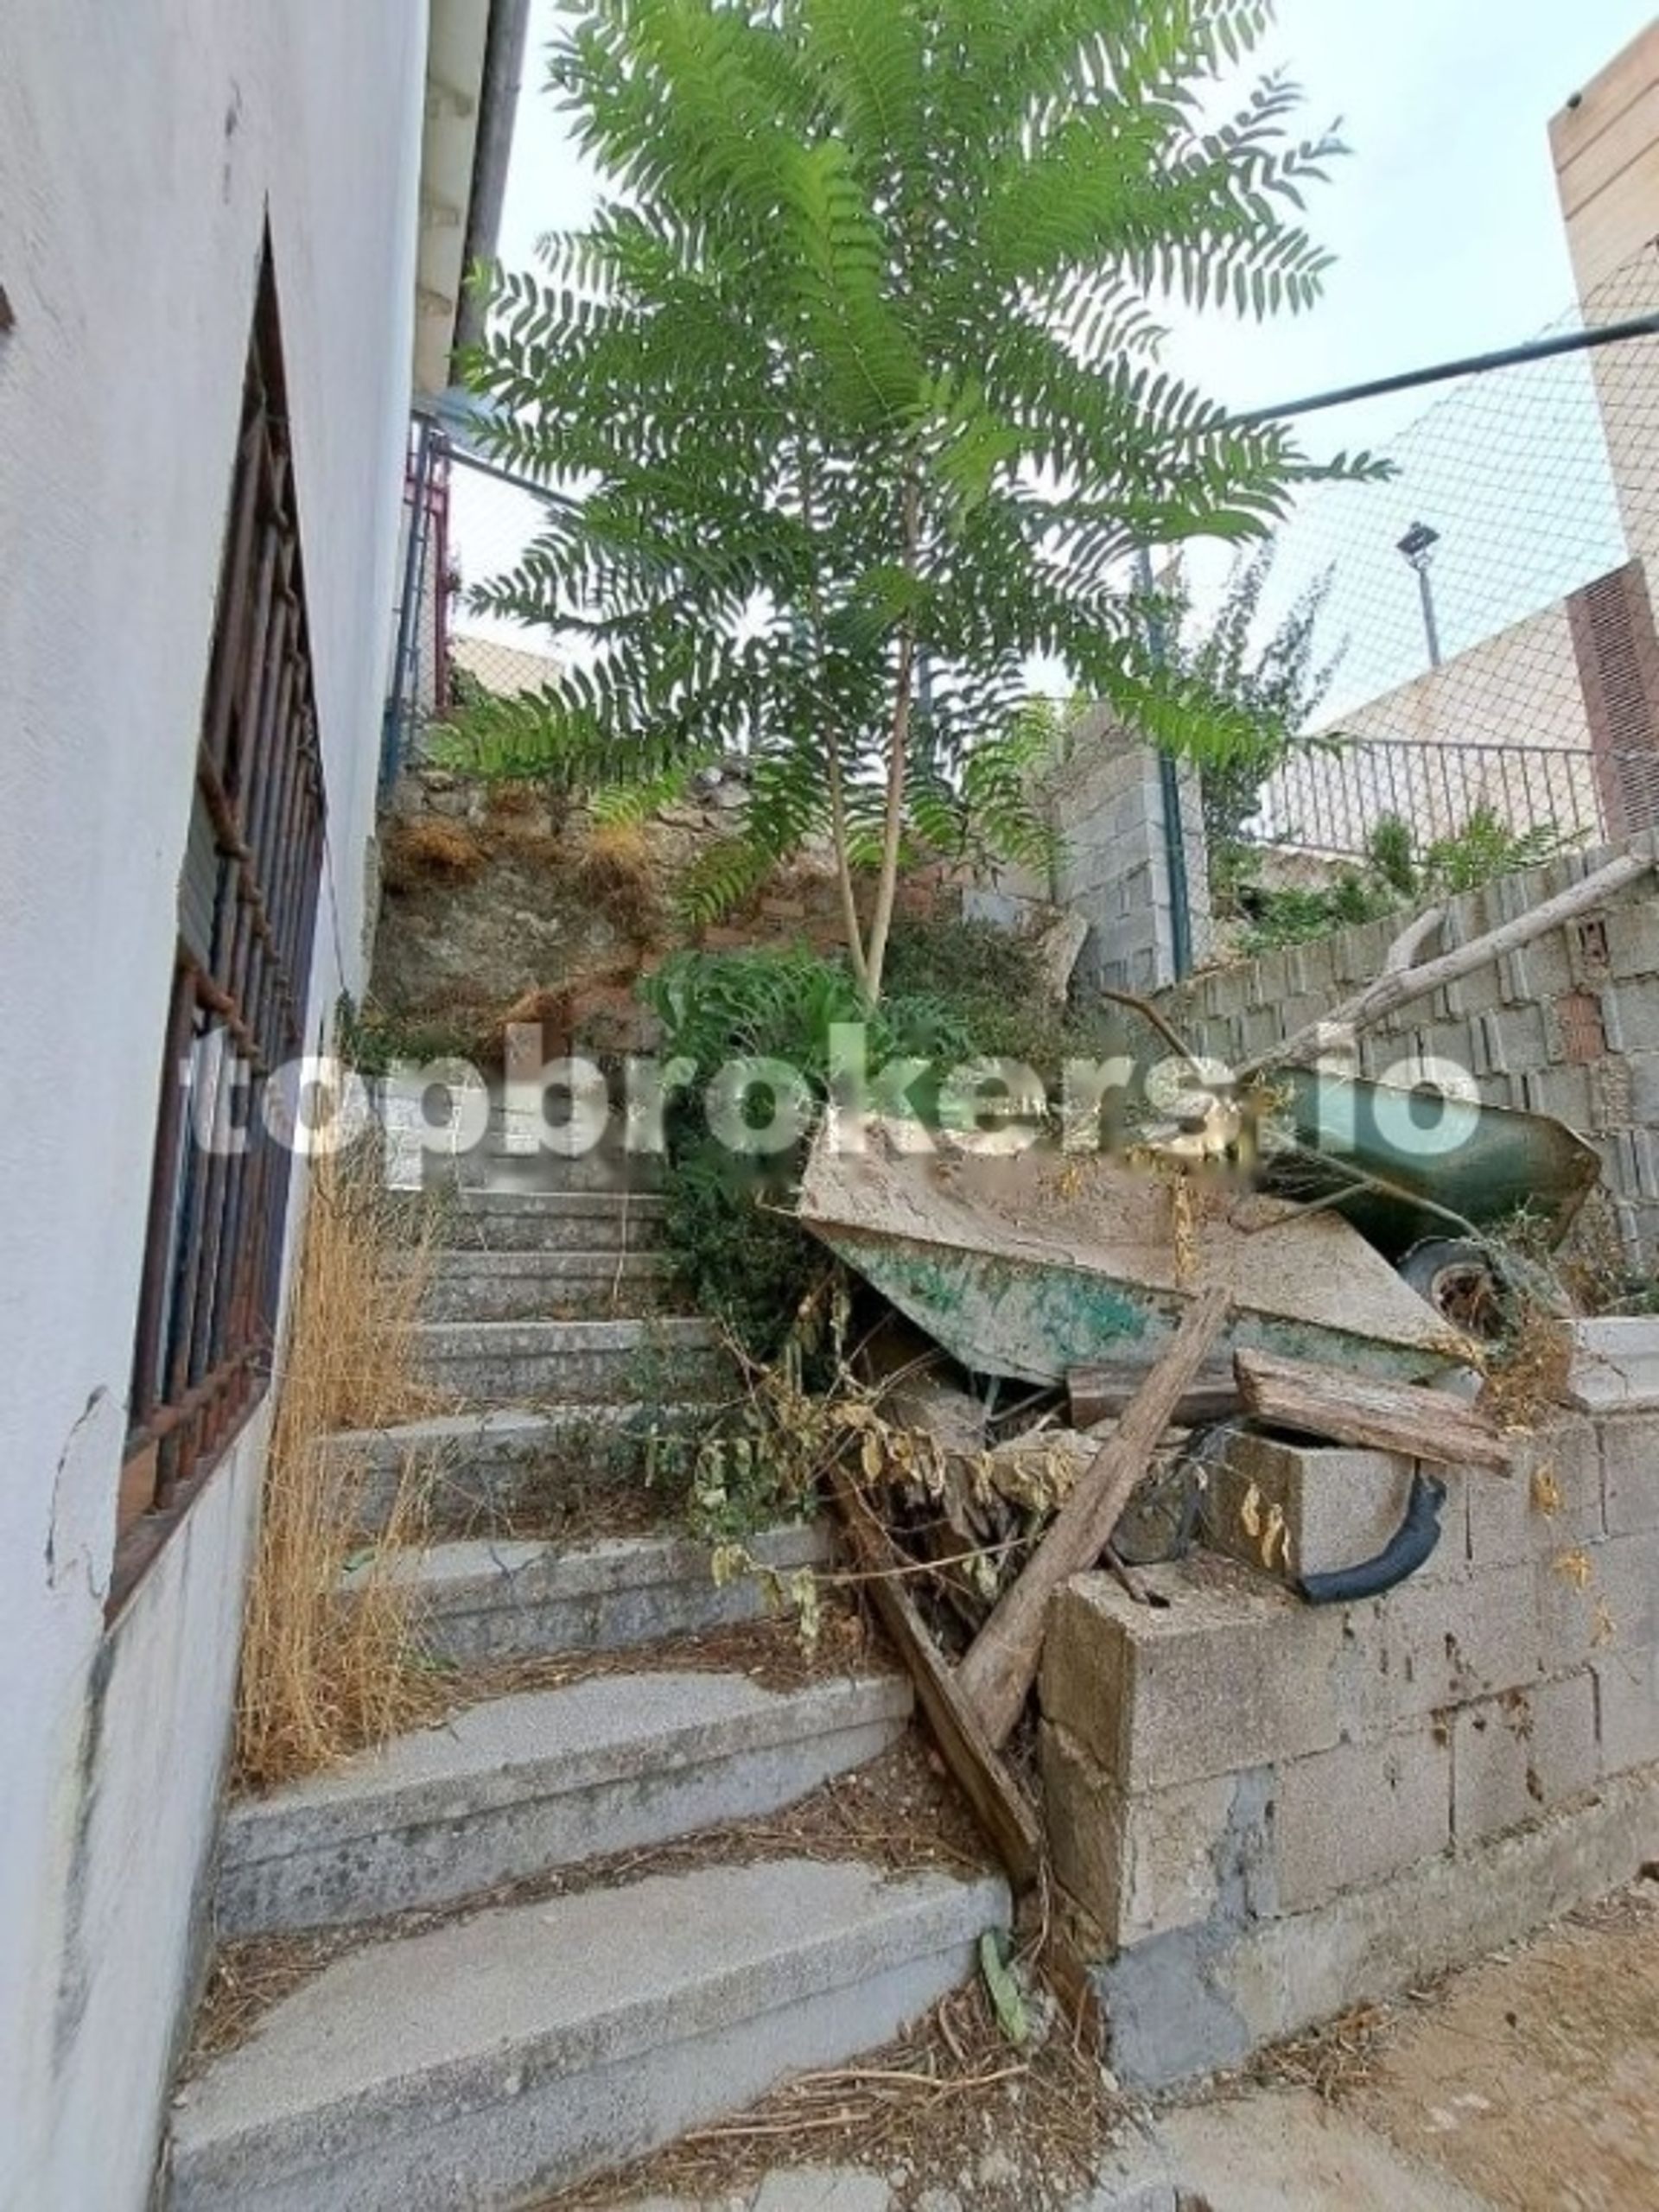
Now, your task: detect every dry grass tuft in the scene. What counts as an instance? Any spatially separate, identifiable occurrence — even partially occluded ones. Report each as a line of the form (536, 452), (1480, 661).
(384, 814), (487, 889)
(1481, 1300), (1575, 1433)
(233, 1147), (447, 1792)
(484, 779), (549, 823)
(575, 820), (664, 945)
(541, 1966), (1120, 2212)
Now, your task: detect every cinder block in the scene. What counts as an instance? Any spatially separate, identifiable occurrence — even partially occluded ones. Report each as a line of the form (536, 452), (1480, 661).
(1604, 905), (1659, 982)
(1039, 1723), (1236, 1948)
(1251, 950), (1290, 1005)
(1209, 1433), (1465, 1588)
(1594, 1645), (1659, 1775)
(1452, 1674), (1599, 1848)
(1607, 976), (1659, 1057)
(1592, 1530), (1659, 1650)
(1467, 1419), (1602, 1568)
(1535, 1530), (1659, 1675)
(1040, 1564), (1345, 1791)
(1600, 1411), (1659, 1529)
(1518, 1065), (1596, 1129)
(1570, 1323), (1659, 1421)
(1274, 1727), (1451, 1912)
(1455, 961), (1505, 1018)
(1624, 1054), (1659, 1128)
(1341, 1563), (1543, 1736)
(1500, 948), (1534, 1007)
(1516, 929), (1575, 1001)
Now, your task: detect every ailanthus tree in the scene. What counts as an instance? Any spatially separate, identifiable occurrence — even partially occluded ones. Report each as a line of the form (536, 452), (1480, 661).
(457, 0), (1365, 1003)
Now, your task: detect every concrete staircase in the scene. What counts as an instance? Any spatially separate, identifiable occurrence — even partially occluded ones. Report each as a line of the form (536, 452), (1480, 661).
(169, 1183), (1007, 2210)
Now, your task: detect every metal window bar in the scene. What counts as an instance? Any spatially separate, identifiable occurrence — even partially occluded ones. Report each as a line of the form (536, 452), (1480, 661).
(118, 263), (326, 1605)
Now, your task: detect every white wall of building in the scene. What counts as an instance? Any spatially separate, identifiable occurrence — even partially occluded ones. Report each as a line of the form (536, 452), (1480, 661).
(0, 5), (427, 2204)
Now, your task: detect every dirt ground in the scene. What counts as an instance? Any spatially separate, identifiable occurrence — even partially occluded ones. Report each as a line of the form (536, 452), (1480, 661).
(1166, 1882), (1659, 2211)
(1352, 1882), (1659, 2210)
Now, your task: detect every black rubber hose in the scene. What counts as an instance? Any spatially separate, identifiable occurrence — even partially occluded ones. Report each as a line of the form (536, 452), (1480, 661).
(1298, 1473), (1449, 1607)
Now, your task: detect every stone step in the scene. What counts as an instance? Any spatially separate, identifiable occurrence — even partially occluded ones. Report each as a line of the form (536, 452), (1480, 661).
(352, 1523), (830, 1667)
(217, 1669), (911, 1936)
(168, 1857), (1007, 2212)
(416, 1248), (671, 1323)
(325, 1407), (709, 1537)
(411, 1317), (728, 1404)
(429, 1188), (668, 1255)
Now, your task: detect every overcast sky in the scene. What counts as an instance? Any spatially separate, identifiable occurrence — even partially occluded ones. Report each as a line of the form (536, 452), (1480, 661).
(499, 0), (1656, 425)
(471, 3), (1659, 691)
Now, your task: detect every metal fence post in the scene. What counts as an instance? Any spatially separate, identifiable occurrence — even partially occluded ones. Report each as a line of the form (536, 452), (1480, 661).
(1136, 547), (1195, 982)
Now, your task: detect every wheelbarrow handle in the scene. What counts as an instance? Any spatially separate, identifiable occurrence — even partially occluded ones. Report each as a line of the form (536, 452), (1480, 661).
(1298, 1472), (1449, 1607)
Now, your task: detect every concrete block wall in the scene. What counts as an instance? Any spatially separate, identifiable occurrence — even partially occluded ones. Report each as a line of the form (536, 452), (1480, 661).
(1038, 711), (1212, 995)
(1039, 1408), (1659, 2089)
(1157, 834), (1659, 1264)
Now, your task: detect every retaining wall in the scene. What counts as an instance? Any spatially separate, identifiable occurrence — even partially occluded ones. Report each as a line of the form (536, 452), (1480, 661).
(1040, 1411), (1659, 2088)
(1158, 834), (1659, 1265)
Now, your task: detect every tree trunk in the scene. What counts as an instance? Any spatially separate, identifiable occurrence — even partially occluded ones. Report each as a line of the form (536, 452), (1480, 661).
(861, 474), (924, 1007)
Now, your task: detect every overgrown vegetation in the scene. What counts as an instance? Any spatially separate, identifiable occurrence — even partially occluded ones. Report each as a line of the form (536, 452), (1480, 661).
(1167, 537), (1347, 907)
(234, 1147), (443, 1791)
(638, 918), (1124, 1366)
(447, 0), (1373, 1002)
(1236, 805), (1575, 955)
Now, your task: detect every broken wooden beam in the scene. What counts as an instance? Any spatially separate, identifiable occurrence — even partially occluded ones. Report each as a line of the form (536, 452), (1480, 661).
(826, 1464), (1043, 1892)
(1233, 1347), (1515, 1471)
(958, 1287), (1234, 1751)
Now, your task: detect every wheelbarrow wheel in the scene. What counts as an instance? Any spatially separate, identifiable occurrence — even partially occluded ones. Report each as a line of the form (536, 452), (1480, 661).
(1396, 1237), (1563, 1342)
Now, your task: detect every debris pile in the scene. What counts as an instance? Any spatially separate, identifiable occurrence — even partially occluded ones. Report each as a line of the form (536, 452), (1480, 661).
(778, 861), (1652, 1895)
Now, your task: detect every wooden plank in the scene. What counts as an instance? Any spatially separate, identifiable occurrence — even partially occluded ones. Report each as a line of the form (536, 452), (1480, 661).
(958, 1287), (1234, 1751)
(1068, 1362), (1239, 1431)
(1234, 1347), (1516, 1471)
(826, 1464), (1043, 1893)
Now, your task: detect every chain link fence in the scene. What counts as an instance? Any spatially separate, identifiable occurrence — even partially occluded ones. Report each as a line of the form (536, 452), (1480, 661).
(384, 248), (1659, 995)
(1183, 240), (1659, 967)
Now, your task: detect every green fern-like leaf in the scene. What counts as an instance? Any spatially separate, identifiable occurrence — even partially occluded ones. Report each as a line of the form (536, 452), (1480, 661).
(461, 0), (1363, 994)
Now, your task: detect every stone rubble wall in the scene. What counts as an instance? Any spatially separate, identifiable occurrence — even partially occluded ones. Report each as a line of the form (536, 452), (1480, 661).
(1040, 1407), (1659, 2088)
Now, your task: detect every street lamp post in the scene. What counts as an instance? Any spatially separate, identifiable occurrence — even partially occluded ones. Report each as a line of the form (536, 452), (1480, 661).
(1397, 521), (1444, 671)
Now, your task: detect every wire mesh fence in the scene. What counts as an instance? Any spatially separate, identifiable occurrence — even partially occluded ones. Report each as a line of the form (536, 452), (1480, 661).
(1184, 239), (1659, 966)
(383, 245), (1659, 995)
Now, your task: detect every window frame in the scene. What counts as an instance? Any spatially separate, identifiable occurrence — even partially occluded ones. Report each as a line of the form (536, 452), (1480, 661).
(116, 259), (326, 1611)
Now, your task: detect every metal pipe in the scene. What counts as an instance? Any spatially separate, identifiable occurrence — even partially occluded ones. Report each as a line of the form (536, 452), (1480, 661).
(1417, 564), (1444, 670)
(1136, 548), (1195, 980)
(1230, 310), (1659, 429)
(381, 420), (433, 793)
(453, 0), (533, 365)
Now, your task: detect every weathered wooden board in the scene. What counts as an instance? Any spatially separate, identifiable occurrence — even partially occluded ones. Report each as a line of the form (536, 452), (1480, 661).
(1235, 1348), (1516, 1471)
(826, 1465), (1043, 1891)
(958, 1288), (1234, 1750)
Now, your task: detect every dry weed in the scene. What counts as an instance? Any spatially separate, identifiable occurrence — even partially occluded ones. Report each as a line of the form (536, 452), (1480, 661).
(383, 814), (486, 888)
(233, 1147), (447, 1792)
(575, 819), (664, 944)
(1480, 1300), (1574, 1433)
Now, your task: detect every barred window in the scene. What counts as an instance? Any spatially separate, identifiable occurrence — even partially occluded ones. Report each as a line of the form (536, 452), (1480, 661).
(118, 259), (326, 1605)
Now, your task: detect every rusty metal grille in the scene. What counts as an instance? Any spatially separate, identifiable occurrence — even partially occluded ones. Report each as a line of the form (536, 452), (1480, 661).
(118, 267), (325, 1600)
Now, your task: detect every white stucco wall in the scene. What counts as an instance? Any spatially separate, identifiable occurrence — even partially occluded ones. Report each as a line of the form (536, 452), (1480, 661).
(0, 5), (427, 2206)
